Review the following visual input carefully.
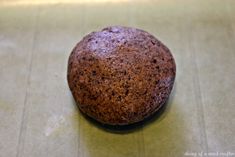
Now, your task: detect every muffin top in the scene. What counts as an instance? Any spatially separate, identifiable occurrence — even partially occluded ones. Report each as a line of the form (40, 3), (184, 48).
(67, 26), (176, 125)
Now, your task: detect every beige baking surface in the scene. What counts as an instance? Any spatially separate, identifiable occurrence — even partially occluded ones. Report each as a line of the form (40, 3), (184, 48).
(0, 0), (235, 157)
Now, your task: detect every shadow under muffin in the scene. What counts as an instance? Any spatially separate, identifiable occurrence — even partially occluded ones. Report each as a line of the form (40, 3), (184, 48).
(74, 83), (176, 134)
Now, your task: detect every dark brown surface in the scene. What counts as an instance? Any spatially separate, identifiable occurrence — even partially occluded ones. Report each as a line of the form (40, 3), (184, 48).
(67, 26), (176, 125)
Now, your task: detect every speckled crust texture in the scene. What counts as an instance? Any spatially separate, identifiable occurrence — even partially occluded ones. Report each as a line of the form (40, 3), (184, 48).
(67, 26), (176, 125)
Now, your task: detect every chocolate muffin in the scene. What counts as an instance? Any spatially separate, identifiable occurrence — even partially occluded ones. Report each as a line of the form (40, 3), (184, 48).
(67, 26), (176, 125)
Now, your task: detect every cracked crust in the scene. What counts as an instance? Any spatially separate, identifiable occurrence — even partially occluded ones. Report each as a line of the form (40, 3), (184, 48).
(67, 26), (176, 125)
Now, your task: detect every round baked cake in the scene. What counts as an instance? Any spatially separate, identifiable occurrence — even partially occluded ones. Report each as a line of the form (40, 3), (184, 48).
(67, 26), (176, 125)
